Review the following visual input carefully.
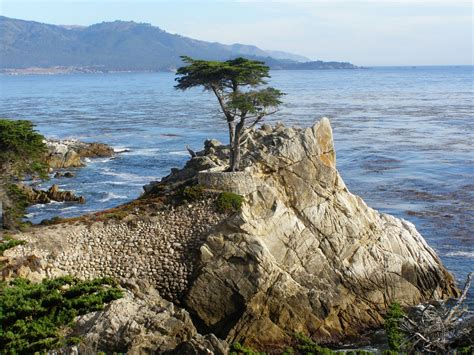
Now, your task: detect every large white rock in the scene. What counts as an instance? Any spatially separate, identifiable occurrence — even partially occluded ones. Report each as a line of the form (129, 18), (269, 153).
(187, 118), (458, 348)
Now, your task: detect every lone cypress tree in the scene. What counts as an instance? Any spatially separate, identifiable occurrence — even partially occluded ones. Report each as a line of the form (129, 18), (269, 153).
(175, 56), (283, 172)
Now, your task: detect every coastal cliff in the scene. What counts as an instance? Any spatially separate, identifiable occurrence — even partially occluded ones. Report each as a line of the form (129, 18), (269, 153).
(2, 118), (458, 352)
(185, 118), (457, 347)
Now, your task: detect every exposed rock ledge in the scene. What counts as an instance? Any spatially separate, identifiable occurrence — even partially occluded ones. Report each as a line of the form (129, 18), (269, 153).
(16, 183), (85, 204)
(69, 280), (227, 354)
(45, 139), (115, 168)
(4, 118), (458, 351)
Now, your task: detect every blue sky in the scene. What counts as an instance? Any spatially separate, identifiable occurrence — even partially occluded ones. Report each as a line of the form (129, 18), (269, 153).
(0, 0), (472, 66)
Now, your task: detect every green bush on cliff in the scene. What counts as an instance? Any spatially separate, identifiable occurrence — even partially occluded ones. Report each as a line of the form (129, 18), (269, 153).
(1, 119), (49, 229)
(293, 333), (337, 354)
(3, 183), (30, 228)
(229, 342), (266, 355)
(0, 276), (123, 353)
(216, 192), (243, 213)
(0, 235), (26, 256)
(0, 119), (48, 178)
(182, 184), (205, 201)
(384, 302), (406, 352)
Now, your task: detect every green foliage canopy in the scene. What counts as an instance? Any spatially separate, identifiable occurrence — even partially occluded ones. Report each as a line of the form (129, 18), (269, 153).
(384, 302), (406, 352)
(0, 276), (123, 354)
(0, 119), (48, 178)
(175, 56), (283, 171)
(175, 56), (270, 90)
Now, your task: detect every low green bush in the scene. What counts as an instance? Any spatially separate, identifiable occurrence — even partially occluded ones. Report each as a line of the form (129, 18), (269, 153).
(291, 333), (374, 355)
(182, 184), (205, 201)
(3, 183), (30, 229)
(0, 276), (123, 353)
(216, 191), (243, 213)
(229, 342), (265, 355)
(39, 216), (64, 225)
(294, 333), (336, 354)
(384, 302), (406, 352)
(0, 119), (48, 179)
(459, 345), (472, 354)
(1, 119), (48, 229)
(0, 235), (26, 255)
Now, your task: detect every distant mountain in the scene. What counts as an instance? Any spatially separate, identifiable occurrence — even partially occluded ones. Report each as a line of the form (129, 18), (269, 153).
(265, 50), (311, 63)
(0, 16), (359, 72)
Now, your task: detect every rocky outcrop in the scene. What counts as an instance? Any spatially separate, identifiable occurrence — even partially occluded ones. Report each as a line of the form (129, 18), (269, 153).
(16, 183), (85, 204)
(45, 139), (114, 168)
(54, 171), (75, 178)
(166, 334), (228, 355)
(181, 118), (458, 347)
(70, 280), (227, 354)
(1, 254), (54, 282)
(143, 139), (229, 195)
(4, 118), (459, 350)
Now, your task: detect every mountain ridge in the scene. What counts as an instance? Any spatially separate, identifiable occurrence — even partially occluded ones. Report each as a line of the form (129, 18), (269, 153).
(0, 16), (359, 72)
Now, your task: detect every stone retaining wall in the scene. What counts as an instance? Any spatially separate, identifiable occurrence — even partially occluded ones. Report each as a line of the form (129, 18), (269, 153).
(6, 198), (227, 303)
(198, 170), (256, 195)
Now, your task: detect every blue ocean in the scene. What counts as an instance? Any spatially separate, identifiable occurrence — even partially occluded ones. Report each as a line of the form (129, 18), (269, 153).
(0, 66), (472, 300)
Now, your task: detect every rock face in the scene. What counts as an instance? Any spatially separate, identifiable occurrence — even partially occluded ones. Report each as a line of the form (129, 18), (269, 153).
(45, 139), (114, 168)
(71, 280), (227, 354)
(16, 183), (85, 204)
(183, 118), (458, 347)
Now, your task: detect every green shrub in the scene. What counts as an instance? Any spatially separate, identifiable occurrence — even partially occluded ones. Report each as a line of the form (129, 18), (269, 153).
(2, 183), (30, 230)
(459, 345), (472, 354)
(0, 119), (48, 179)
(229, 342), (265, 355)
(0, 235), (26, 255)
(384, 302), (406, 352)
(294, 332), (337, 354)
(216, 191), (243, 213)
(182, 184), (205, 201)
(0, 276), (123, 353)
(100, 210), (129, 221)
(39, 216), (64, 225)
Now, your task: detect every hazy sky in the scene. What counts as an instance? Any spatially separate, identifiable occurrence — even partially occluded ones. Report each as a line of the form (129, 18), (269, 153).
(1, 0), (472, 66)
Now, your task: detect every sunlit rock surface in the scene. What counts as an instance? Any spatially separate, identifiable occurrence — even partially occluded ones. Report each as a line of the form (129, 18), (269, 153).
(185, 118), (458, 347)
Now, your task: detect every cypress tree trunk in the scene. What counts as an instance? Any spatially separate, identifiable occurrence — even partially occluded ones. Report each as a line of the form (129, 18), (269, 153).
(230, 118), (245, 172)
(228, 120), (235, 147)
(228, 120), (235, 169)
(231, 140), (241, 172)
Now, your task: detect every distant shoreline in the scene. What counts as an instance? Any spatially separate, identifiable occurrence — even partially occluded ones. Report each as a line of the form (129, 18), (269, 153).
(0, 67), (157, 76)
(0, 65), (366, 76)
(2, 65), (472, 76)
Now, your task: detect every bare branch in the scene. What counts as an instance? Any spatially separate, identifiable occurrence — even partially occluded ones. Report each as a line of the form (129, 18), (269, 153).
(211, 85), (233, 122)
(397, 272), (473, 352)
(238, 109), (280, 144)
(446, 272), (472, 323)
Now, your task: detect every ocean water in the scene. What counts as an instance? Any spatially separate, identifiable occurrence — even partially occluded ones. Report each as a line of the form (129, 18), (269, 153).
(1, 66), (473, 303)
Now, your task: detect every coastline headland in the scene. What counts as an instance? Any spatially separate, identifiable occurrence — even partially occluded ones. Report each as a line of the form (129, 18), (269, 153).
(1, 118), (460, 352)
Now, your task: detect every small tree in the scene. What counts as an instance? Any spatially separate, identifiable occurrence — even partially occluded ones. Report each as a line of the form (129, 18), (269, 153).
(175, 56), (283, 171)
